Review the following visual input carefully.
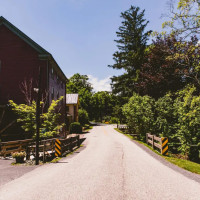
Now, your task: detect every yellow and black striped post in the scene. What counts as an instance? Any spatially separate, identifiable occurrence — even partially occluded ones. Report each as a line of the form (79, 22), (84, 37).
(161, 137), (168, 156)
(55, 139), (62, 157)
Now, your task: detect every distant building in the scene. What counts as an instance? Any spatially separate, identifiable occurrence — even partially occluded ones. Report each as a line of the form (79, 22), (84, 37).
(0, 16), (67, 140)
(66, 94), (79, 126)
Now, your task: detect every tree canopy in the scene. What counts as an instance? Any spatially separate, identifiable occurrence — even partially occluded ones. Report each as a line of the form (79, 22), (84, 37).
(109, 6), (152, 97)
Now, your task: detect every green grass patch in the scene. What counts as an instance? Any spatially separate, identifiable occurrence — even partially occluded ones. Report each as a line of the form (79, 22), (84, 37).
(84, 126), (93, 131)
(114, 128), (134, 140)
(165, 156), (200, 174)
(51, 157), (62, 163)
(115, 128), (200, 175)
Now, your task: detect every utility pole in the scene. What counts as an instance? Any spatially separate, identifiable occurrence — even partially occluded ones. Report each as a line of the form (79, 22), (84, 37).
(35, 67), (42, 165)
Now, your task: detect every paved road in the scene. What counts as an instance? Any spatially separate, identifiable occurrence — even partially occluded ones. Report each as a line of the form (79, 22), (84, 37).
(0, 125), (200, 200)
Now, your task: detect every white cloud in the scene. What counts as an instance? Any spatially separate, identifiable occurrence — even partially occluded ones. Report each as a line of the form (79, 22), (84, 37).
(88, 75), (111, 92)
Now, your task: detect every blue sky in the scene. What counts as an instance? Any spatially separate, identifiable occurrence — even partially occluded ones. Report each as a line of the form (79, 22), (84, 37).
(0, 0), (171, 91)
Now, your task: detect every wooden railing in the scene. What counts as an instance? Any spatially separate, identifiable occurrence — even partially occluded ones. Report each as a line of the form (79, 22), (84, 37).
(118, 125), (128, 130)
(0, 139), (33, 157)
(146, 133), (168, 155)
(59, 135), (80, 155)
(0, 135), (81, 161)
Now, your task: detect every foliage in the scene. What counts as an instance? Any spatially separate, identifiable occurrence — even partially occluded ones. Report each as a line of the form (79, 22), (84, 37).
(66, 73), (93, 93)
(110, 117), (119, 124)
(91, 91), (115, 122)
(122, 93), (155, 141)
(134, 34), (200, 98)
(174, 85), (200, 158)
(40, 97), (65, 138)
(12, 151), (26, 158)
(70, 122), (82, 134)
(109, 6), (152, 97)
(9, 97), (64, 139)
(154, 93), (176, 139)
(66, 73), (93, 118)
(78, 109), (89, 126)
(136, 35), (184, 98)
(9, 100), (36, 137)
(162, 0), (200, 39)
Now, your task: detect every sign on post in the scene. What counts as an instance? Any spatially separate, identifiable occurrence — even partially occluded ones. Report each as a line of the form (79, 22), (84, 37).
(55, 139), (62, 157)
(161, 137), (168, 156)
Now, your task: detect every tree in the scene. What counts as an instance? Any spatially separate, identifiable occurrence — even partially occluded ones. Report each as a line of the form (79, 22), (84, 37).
(162, 0), (200, 39)
(78, 109), (89, 126)
(66, 73), (93, 118)
(66, 73), (93, 93)
(135, 35), (185, 98)
(109, 6), (152, 97)
(92, 91), (115, 122)
(9, 97), (64, 139)
(122, 93), (155, 141)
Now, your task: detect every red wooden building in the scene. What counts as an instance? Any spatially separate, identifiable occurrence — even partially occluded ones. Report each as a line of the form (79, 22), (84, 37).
(0, 16), (67, 140)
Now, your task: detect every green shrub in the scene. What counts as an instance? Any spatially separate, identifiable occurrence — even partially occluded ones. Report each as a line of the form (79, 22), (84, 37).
(110, 117), (119, 124)
(122, 93), (155, 141)
(78, 109), (89, 126)
(174, 85), (200, 159)
(70, 122), (82, 134)
(103, 116), (111, 122)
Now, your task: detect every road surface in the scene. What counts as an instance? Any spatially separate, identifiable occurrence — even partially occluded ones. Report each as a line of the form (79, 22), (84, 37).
(0, 125), (200, 200)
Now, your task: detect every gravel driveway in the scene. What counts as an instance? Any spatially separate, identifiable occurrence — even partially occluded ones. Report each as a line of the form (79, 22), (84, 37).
(0, 125), (200, 200)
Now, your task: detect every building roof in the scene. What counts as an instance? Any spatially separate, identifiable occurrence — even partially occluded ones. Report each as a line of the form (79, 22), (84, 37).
(66, 94), (79, 104)
(0, 16), (67, 81)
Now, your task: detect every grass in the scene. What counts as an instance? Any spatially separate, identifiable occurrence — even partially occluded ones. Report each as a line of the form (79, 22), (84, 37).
(51, 157), (62, 163)
(84, 126), (93, 131)
(114, 128), (200, 175)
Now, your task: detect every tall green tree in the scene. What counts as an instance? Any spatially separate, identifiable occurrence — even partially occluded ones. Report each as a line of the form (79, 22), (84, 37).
(92, 91), (115, 122)
(66, 73), (93, 118)
(109, 6), (152, 97)
(66, 73), (93, 93)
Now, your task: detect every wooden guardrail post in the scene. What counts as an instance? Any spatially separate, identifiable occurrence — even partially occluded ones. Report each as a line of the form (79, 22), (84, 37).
(146, 133), (168, 156)
(78, 135), (80, 147)
(43, 141), (46, 163)
(70, 137), (73, 152)
(152, 135), (154, 149)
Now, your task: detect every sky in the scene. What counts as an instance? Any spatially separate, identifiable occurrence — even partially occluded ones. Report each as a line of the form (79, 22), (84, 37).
(0, 0), (171, 91)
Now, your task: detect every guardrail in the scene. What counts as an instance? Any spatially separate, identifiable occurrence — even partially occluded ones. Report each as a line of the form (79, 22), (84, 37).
(146, 133), (168, 155)
(118, 125), (128, 130)
(0, 139), (33, 158)
(0, 135), (81, 162)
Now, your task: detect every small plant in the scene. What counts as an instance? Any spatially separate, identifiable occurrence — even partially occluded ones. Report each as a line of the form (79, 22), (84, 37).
(78, 109), (89, 126)
(70, 122), (82, 134)
(110, 117), (119, 124)
(12, 151), (26, 163)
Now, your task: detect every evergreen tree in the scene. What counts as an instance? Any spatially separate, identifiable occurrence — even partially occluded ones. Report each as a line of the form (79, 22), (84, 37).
(109, 6), (152, 97)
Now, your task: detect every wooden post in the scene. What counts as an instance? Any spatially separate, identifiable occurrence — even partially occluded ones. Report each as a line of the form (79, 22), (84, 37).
(26, 145), (30, 160)
(70, 137), (73, 152)
(35, 67), (42, 165)
(146, 133), (148, 144)
(43, 141), (46, 163)
(152, 135), (154, 149)
(78, 135), (80, 147)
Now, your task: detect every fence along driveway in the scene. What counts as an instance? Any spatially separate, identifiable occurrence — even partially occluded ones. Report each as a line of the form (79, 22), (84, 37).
(0, 135), (81, 162)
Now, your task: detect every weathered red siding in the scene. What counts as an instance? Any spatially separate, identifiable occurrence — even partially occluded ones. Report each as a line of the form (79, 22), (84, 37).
(0, 25), (47, 104)
(0, 21), (67, 139)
